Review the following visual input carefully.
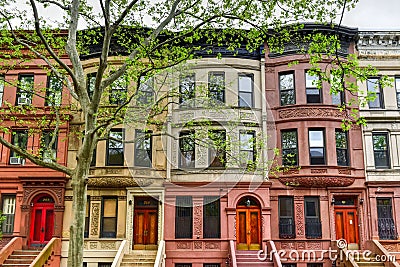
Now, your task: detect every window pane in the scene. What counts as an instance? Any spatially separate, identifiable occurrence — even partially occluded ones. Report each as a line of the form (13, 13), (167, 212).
(137, 77), (154, 105)
(309, 131), (324, 147)
(203, 197), (220, 238)
(239, 75), (253, 107)
(0, 75), (4, 106)
(175, 196), (192, 238)
(279, 197), (295, 238)
(209, 130), (226, 168)
(107, 130), (124, 166)
(110, 76), (127, 105)
(46, 75), (62, 106)
(17, 75), (34, 105)
(281, 130), (298, 166)
(209, 73), (225, 103)
(2, 195), (16, 234)
(10, 131), (28, 160)
(135, 130), (152, 167)
(41, 131), (58, 162)
(367, 78), (382, 108)
(103, 199), (117, 217)
(306, 73), (318, 88)
(309, 130), (325, 165)
(180, 74), (195, 104)
(179, 132), (195, 168)
(101, 197), (117, 238)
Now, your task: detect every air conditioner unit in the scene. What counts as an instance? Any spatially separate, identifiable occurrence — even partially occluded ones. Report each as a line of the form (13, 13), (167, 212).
(17, 97), (31, 105)
(9, 157), (22, 165)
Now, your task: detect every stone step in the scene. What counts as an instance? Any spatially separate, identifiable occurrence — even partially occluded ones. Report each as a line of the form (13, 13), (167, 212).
(237, 262), (274, 267)
(2, 264), (31, 267)
(356, 262), (385, 267)
(121, 264), (154, 267)
(4, 259), (34, 264)
(8, 254), (37, 260)
(12, 250), (40, 256)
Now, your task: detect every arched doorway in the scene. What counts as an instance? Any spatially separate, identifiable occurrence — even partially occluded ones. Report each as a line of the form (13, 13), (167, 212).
(29, 194), (55, 247)
(236, 196), (261, 250)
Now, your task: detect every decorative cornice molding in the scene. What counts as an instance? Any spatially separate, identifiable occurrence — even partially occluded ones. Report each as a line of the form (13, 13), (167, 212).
(278, 176), (355, 188)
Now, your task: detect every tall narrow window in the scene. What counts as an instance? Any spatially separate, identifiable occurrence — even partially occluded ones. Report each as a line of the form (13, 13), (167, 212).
(239, 131), (256, 168)
(98, 263), (112, 267)
(281, 130), (298, 166)
(134, 130), (152, 167)
(373, 133), (390, 168)
(179, 132), (195, 168)
(208, 130), (226, 168)
(279, 72), (295, 106)
(367, 78), (384, 108)
(45, 75), (62, 106)
(336, 130), (349, 166)
(9, 130), (28, 164)
(1, 195), (16, 234)
(304, 197), (322, 238)
(84, 196), (90, 238)
(107, 129), (124, 166)
(179, 74), (195, 105)
(41, 131), (58, 163)
(137, 77), (154, 105)
(238, 74), (254, 107)
(331, 74), (345, 105)
(279, 196), (295, 238)
(306, 72), (322, 103)
(0, 74), (4, 106)
(309, 129), (325, 165)
(175, 196), (192, 238)
(204, 264), (220, 267)
(16, 74), (34, 105)
(87, 73), (96, 100)
(203, 196), (220, 238)
(175, 265), (192, 267)
(208, 72), (225, 103)
(377, 198), (398, 240)
(109, 76), (127, 105)
(396, 77), (400, 109)
(100, 197), (117, 238)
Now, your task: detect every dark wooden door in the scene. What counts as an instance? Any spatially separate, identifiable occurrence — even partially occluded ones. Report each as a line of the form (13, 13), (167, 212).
(134, 208), (158, 246)
(335, 208), (359, 246)
(30, 203), (54, 246)
(236, 208), (260, 250)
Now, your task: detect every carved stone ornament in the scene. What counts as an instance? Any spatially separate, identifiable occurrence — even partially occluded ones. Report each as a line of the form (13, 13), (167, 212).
(88, 177), (138, 188)
(194, 205), (202, 236)
(100, 241), (116, 250)
(90, 203), (100, 236)
(278, 107), (347, 120)
(205, 242), (220, 249)
(176, 242), (191, 249)
(295, 203), (304, 236)
(279, 176), (355, 188)
(194, 241), (202, 249)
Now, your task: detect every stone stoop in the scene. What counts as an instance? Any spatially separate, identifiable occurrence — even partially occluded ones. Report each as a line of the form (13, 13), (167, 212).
(2, 249), (41, 267)
(236, 250), (274, 267)
(352, 251), (385, 267)
(120, 250), (157, 267)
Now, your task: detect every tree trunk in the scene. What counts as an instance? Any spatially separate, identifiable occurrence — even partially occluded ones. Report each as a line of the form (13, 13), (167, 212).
(67, 164), (88, 267)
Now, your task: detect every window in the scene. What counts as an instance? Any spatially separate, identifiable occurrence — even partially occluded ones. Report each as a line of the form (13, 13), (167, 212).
(204, 264), (220, 267)
(179, 132), (195, 168)
(208, 72), (225, 103)
(84, 196), (90, 238)
(0, 74), (4, 106)
(309, 129), (325, 165)
(203, 197), (220, 238)
(87, 73), (96, 100)
(377, 198), (398, 240)
(238, 74), (254, 107)
(100, 197), (117, 238)
(373, 133), (390, 168)
(336, 130), (349, 166)
(331, 73), (345, 105)
(279, 72), (295, 105)
(332, 91), (345, 106)
(45, 75), (62, 106)
(98, 263), (112, 267)
(41, 131), (58, 163)
(109, 76), (127, 105)
(9, 130), (28, 164)
(281, 130), (298, 166)
(83, 263), (87, 267)
(279, 196), (295, 238)
(179, 74), (195, 105)
(134, 130), (152, 167)
(175, 196), (192, 238)
(396, 77), (400, 109)
(208, 130), (226, 168)
(239, 131), (256, 168)
(306, 72), (322, 103)
(175, 264), (192, 267)
(16, 74), (34, 105)
(1, 195), (16, 234)
(282, 264), (296, 267)
(304, 197), (322, 238)
(106, 129), (124, 166)
(367, 78), (384, 108)
(137, 77), (154, 105)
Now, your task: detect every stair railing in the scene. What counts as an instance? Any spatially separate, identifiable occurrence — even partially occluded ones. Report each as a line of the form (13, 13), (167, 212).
(29, 237), (60, 267)
(266, 240), (282, 267)
(0, 236), (22, 265)
(229, 239), (237, 267)
(111, 240), (128, 267)
(368, 240), (400, 267)
(154, 240), (166, 267)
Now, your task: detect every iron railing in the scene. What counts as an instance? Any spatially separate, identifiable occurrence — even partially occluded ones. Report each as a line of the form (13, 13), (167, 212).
(305, 218), (322, 238)
(378, 218), (398, 240)
(279, 218), (295, 238)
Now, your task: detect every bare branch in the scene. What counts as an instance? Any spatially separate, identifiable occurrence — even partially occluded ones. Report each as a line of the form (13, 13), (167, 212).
(37, 0), (69, 10)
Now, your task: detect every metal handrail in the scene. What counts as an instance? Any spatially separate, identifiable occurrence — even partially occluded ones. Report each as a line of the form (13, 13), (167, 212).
(111, 240), (128, 267)
(154, 240), (166, 267)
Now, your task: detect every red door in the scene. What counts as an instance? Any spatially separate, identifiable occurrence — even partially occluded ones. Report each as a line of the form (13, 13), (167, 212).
(134, 208), (158, 248)
(30, 197), (55, 246)
(335, 208), (359, 246)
